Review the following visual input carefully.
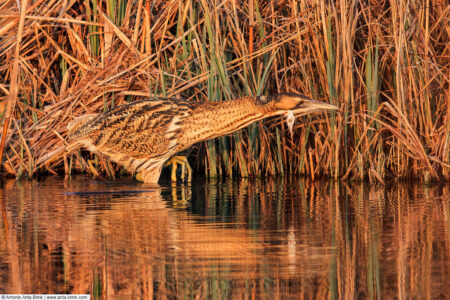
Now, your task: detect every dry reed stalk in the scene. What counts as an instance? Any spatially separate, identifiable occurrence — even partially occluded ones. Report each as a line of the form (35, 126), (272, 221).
(0, 0), (27, 166)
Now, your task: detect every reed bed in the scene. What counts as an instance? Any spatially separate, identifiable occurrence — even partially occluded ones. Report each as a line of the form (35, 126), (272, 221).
(0, 0), (448, 182)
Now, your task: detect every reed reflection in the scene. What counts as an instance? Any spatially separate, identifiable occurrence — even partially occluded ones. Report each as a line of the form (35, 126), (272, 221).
(0, 177), (448, 299)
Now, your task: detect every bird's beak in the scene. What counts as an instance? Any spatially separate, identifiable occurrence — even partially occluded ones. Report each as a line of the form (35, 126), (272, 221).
(293, 99), (338, 114)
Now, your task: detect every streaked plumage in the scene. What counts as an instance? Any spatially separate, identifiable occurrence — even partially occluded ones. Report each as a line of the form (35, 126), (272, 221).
(68, 93), (337, 183)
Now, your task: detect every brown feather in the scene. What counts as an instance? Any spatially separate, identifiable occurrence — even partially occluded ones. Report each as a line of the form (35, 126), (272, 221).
(68, 94), (336, 183)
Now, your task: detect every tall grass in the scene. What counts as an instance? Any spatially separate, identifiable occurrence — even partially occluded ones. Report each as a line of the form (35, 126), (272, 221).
(0, 0), (448, 181)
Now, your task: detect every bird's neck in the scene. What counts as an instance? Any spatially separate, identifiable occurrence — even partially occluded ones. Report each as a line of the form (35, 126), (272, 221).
(177, 97), (275, 150)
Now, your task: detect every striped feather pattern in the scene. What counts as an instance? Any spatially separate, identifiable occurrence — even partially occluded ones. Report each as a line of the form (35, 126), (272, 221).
(67, 94), (327, 182)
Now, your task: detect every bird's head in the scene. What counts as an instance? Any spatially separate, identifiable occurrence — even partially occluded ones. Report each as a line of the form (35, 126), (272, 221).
(255, 93), (338, 115)
(255, 93), (338, 137)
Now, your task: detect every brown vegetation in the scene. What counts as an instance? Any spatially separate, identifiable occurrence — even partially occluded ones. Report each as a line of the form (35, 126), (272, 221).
(0, 0), (449, 181)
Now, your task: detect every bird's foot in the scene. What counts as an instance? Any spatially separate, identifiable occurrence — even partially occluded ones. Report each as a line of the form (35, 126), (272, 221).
(135, 168), (162, 184)
(164, 155), (192, 182)
(135, 172), (144, 181)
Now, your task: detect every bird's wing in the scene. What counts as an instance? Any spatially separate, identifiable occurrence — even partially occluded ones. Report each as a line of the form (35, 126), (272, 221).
(70, 99), (195, 160)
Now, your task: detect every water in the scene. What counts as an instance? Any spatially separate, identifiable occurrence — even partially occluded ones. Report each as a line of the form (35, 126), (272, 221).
(0, 176), (448, 299)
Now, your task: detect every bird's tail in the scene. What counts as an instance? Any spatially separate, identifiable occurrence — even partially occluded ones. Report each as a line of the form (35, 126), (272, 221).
(67, 114), (97, 140)
(35, 114), (98, 170)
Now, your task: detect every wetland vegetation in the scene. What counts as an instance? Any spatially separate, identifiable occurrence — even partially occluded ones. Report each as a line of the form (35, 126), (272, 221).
(0, 0), (448, 182)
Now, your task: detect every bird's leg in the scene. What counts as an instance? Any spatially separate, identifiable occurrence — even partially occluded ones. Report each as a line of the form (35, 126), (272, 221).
(170, 159), (177, 182)
(136, 169), (161, 183)
(164, 156), (192, 182)
(135, 164), (164, 183)
(135, 172), (144, 181)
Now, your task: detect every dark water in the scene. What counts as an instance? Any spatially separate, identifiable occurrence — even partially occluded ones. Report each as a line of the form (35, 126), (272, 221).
(0, 176), (448, 299)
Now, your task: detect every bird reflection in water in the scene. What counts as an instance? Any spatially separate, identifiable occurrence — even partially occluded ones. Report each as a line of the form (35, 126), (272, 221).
(0, 177), (448, 298)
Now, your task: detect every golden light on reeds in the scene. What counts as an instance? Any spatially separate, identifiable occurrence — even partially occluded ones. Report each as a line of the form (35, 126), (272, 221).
(0, 0), (448, 181)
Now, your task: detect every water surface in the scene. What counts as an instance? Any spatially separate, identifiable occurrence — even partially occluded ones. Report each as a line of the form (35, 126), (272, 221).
(0, 176), (449, 298)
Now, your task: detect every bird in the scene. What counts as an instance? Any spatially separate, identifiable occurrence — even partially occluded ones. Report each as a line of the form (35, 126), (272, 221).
(67, 93), (337, 183)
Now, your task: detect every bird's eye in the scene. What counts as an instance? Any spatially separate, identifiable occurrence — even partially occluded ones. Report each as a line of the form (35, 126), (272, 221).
(256, 96), (269, 104)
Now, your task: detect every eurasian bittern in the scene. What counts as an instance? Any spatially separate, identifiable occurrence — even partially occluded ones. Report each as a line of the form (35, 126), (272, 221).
(68, 93), (337, 183)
